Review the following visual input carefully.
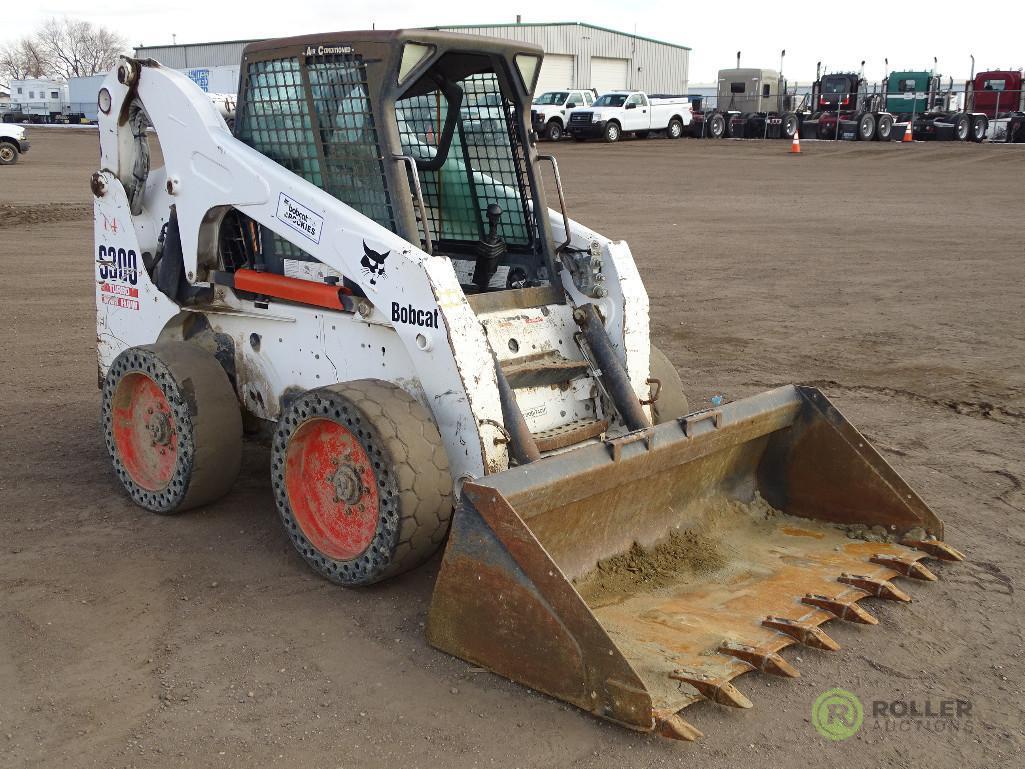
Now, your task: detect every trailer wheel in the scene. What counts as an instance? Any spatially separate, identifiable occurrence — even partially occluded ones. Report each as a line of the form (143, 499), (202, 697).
(603, 122), (622, 143)
(781, 113), (799, 140)
(102, 343), (242, 514)
(649, 344), (689, 423)
(272, 380), (453, 586)
(970, 116), (987, 143)
(708, 113), (727, 139)
(667, 118), (684, 139)
(545, 120), (563, 142)
(875, 114), (895, 141)
(0, 141), (18, 165)
(856, 112), (876, 141)
(951, 114), (970, 141)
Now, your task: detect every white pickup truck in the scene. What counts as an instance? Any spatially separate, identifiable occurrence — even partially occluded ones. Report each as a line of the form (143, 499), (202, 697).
(530, 88), (596, 141)
(566, 90), (692, 142)
(0, 124), (30, 165)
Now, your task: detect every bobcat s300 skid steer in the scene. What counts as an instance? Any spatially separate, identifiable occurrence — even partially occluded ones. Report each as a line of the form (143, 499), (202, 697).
(92, 30), (962, 740)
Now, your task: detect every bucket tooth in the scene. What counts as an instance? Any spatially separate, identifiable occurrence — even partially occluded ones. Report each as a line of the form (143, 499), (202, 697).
(802, 594), (879, 625)
(902, 539), (966, 562)
(838, 573), (913, 602)
(762, 616), (841, 651)
(669, 670), (753, 709)
(719, 641), (800, 678)
(655, 713), (704, 742)
(870, 553), (938, 581)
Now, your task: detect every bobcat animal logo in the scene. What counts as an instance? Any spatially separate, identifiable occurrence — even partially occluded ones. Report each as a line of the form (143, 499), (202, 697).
(361, 241), (389, 285)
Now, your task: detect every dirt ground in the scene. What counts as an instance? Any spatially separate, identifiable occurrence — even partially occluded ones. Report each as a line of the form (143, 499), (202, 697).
(1, 128), (1022, 769)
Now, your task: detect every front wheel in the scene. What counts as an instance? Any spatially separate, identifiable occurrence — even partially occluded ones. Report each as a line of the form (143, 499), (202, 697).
(648, 344), (689, 423)
(545, 120), (563, 142)
(603, 122), (622, 143)
(0, 141), (18, 165)
(667, 118), (684, 139)
(272, 380), (453, 586)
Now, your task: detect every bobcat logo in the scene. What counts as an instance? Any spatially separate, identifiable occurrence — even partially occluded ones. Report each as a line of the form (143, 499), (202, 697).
(361, 241), (389, 286)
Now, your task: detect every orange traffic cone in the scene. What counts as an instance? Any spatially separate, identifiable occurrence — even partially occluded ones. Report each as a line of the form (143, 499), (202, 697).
(902, 121), (913, 142)
(790, 132), (801, 154)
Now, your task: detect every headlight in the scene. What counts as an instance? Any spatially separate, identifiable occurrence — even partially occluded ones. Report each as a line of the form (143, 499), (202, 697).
(591, 113), (603, 122)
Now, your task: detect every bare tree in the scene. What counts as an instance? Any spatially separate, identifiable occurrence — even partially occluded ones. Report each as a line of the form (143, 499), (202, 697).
(31, 17), (127, 80)
(0, 37), (49, 80)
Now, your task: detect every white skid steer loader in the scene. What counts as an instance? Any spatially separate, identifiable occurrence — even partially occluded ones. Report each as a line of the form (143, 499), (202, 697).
(93, 31), (963, 740)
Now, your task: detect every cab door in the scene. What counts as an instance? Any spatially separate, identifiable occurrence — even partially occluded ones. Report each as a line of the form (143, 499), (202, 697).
(622, 93), (648, 131)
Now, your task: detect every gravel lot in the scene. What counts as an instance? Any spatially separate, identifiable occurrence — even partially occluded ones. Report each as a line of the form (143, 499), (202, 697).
(1, 128), (1022, 768)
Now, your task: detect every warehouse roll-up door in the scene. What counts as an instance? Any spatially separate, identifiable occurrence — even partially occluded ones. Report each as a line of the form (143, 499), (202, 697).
(590, 57), (629, 92)
(535, 54), (575, 93)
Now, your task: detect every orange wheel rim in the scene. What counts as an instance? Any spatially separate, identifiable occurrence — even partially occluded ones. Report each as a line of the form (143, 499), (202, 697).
(111, 373), (178, 491)
(284, 418), (380, 561)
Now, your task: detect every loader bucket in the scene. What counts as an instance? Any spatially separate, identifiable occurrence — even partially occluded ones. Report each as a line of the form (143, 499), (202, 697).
(426, 385), (963, 739)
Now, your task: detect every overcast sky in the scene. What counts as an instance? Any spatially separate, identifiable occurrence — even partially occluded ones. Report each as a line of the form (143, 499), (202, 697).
(12, 2), (1024, 83)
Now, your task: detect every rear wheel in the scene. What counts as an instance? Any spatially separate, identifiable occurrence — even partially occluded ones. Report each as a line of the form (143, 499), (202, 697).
(708, 113), (727, 139)
(875, 113), (894, 141)
(648, 344), (689, 423)
(545, 120), (563, 142)
(667, 118), (684, 139)
(726, 114), (744, 138)
(781, 112), (799, 140)
(102, 343), (242, 513)
(0, 142), (18, 165)
(951, 113), (970, 141)
(272, 380), (453, 586)
(856, 112), (876, 141)
(971, 116), (987, 142)
(603, 122), (622, 143)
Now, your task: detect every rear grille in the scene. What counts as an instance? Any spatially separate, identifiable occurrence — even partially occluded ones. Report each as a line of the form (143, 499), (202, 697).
(569, 111), (593, 126)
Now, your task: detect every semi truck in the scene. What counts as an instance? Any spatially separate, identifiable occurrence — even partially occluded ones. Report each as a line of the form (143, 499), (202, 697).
(691, 66), (799, 140)
(566, 90), (691, 142)
(884, 67), (1024, 143)
(796, 65), (898, 141)
(969, 68), (1025, 142)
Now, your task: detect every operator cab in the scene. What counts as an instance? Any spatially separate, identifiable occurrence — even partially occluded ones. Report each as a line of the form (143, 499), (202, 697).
(225, 30), (561, 304)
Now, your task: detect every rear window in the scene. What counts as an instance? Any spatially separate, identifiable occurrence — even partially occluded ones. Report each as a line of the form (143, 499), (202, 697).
(821, 78), (852, 95)
(897, 78), (917, 91)
(730, 82), (745, 94)
(982, 79), (1007, 91)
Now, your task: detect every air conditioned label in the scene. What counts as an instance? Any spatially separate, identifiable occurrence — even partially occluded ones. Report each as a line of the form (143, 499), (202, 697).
(275, 193), (323, 245)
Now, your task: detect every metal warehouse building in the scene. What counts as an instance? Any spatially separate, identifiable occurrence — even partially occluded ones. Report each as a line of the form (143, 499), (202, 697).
(431, 23), (690, 94)
(135, 21), (689, 95)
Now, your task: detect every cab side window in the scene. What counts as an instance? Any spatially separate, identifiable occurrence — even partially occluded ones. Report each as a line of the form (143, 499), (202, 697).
(584, 91), (594, 105)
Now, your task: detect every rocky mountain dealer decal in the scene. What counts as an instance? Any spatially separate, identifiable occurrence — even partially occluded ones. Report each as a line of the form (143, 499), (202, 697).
(275, 193), (324, 244)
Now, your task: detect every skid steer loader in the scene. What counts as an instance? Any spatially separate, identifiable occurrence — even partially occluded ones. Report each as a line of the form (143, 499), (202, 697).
(92, 30), (963, 740)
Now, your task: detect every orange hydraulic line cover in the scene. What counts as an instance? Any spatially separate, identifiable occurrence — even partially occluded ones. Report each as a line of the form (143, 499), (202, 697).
(233, 268), (352, 311)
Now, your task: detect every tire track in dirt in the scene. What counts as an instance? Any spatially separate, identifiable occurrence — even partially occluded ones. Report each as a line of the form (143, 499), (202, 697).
(0, 203), (92, 228)
(746, 378), (1025, 425)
